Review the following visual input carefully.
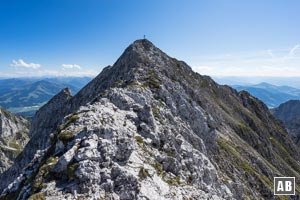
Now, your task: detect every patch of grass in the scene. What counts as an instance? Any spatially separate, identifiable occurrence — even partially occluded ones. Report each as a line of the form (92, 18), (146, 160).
(128, 80), (139, 87)
(31, 157), (58, 191)
(28, 192), (46, 200)
(8, 140), (22, 150)
(165, 176), (180, 186)
(7, 140), (23, 157)
(113, 80), (122, 87)
(57, 114), (78, 133)
(165, 151), (175, 157)
(138, 166), (150, 180)
(151, 161), (164, 176)
(200, 80), (209, 88)
(217, 137), (273, 191)
(237, 122), (252, 133)
(152, 106), (159, 118)
(135, 136), (143, 144)
(67, 113), (79, 124)
(67, 162), (79, 180)
(58, 130), (74, 142)
(269, 137), (300, 173)
(143, 71), (160, 89)
(148, 77), (160, 89)
(150, 160), (182, 186)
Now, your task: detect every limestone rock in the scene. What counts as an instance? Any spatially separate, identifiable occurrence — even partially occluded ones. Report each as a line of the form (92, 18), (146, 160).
(1, 40), (300, 200)
(0, 107), (29, 173)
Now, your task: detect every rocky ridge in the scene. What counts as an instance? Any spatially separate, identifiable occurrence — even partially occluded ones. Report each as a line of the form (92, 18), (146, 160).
(272, 100), (300, 145)
(1, 39), (300, 199)
(0, 107), (29, 173)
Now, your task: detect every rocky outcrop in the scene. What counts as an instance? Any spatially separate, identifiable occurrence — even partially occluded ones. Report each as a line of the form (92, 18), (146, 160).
(0, 88), (72, 191)
(272, 100), (300, 144)
(1, 39), (300, 199)
(0, 107), (29, 173)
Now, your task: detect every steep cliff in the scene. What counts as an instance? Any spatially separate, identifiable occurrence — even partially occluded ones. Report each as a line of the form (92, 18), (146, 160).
(0, 107), (29, 173)
(1, 39), (300, 200)
(272, 100), (300, 145)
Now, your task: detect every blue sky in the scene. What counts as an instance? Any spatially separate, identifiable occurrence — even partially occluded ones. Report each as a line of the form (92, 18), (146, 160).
(0, 0), (300, 77)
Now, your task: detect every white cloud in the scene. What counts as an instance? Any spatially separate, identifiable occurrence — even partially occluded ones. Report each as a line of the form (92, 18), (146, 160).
(289, 44), (300, 56)
(190, 45), (300, 77)
(8, 69), (97, 77)
(62, 64), (81, 70)
(10, 59), (41, 69)
(266, 49), (274, 58)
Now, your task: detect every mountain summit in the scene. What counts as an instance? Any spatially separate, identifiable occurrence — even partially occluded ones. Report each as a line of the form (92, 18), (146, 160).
(1, 39), (300, 199)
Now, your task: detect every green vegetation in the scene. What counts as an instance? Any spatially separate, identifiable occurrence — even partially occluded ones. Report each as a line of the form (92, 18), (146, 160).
(58, 130), (74, 142)
(237, 122), (253, 133)
(182, 197), (193, 200)
(67, 113), (79, 124)
(165, 150), (175, 157)
(164, 176), (180, 186)
(152, 106), (159, 118)
(200, 80), (209, 88)
(150, 160), (180, 186)
(2, 140), (24, 157)
(135, 135), (143, 144)
(138, 166), (150, 180)
(57, 113), (79, 134)
(128, 80), (139, 87)
(67, 162), (79, 180)
(142, 71), (160, 89)
(0, 137), (26, 157)
(8, 140), (22, 150)
(113, 80), (122, 87)
(152, 161), (164, 176)
(1, 108), (14, 121)
(31, 157), (58, 191)
(217, 137), (273, 191)
(269, 137), (300, 173)
(28, 192), (46, 200)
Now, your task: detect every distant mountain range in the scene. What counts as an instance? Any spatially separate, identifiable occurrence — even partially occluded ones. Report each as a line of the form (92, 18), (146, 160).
(213, 76), (300, 88)
(231, 82), (300, 108)
(0, 77), (92, 117)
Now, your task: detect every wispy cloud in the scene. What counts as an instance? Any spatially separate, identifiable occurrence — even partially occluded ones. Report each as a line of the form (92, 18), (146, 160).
(62, 64), (81, 70)
(191, 44), (300, 77)
(10, 69), (97, 77)
(10, 59), (41, 69)
(266, 49), (274, 58)
(289, 44), (300, 56)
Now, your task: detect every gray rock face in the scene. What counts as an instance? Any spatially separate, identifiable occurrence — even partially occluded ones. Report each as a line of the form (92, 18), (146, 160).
(0, 107), (29, 173)
(2, 39), (300, 199)
(0, 88), (72, 191)
(272, 100), (300, 144)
